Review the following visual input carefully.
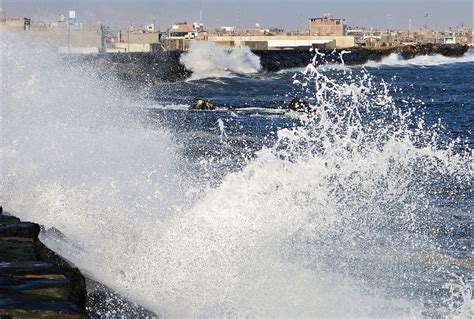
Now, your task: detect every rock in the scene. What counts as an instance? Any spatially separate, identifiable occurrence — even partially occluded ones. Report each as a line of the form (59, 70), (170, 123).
(0, 209), (87, 318)
(190, 98), (216, 110)
(67, 52), (190, 84)
(0, 209), (157, 317)
(63, 44), (469, 82)
(288, 98), (312, 113)
(0, 222), (41, 240)
(252, 44), (470, 70)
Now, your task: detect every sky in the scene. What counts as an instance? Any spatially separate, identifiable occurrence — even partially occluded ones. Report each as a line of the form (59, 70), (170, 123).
(2, 0), (473, 31)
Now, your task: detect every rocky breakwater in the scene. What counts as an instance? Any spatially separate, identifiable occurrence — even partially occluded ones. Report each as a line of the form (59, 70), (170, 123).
(346, 43), (470, 64)
(0, 206), (87, 318)
(253, 43), (470, 71)
(66, 44), (469, 82)
(68, 51), (190, 84)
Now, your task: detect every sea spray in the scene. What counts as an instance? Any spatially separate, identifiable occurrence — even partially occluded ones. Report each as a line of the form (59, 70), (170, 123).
(1, 33), (472, 317)
(180, 41), (262, 80)
(1, 32), (196, 305)
(364, 51), (474, 68)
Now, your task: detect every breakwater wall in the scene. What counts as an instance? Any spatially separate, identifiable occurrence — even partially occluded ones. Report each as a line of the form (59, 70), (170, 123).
(0, 206), (87, 318)
(0, 206), (158, 318)
(253, 43), (470, 71)
(68, 44), (469, 83)
(71, 51), (190, 84)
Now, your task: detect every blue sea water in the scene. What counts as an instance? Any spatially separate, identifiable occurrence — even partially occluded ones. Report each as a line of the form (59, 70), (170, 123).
(148, 54), (473, 147)
(139, 52), (474, 316)
(2, 34), (473, 317)
(144, 52), (473, 181)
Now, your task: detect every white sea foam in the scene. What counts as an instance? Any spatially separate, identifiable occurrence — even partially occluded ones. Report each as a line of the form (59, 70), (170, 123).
(364, 50), (474, 67)
(1, 32), (472, 317)
(180, 41), (262, 80)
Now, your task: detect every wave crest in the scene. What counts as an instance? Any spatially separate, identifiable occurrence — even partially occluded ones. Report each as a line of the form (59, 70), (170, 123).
(180, 41), (262, 80)
(365, 51), (474, 67)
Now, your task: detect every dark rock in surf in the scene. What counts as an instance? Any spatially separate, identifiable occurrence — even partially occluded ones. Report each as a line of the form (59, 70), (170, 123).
(288, 98), (312, 113)
(190, 98), (216, 110)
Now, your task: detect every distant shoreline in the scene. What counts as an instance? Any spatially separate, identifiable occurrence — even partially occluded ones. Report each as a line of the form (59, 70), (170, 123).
(67, 43), (470, 83)
(252, 43), (470, 71)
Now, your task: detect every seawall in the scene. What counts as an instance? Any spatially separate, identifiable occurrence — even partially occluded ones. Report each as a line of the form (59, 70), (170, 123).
(0, 206), (87, 318)
(67, 44), (470, 83)
(253, 44), (470, 71)
(0, 206), (158, 318)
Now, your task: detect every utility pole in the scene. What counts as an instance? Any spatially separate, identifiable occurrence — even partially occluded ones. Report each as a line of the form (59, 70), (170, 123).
(386, 13), (392, 36)
(409, 18), (412, 38)
(199, 0), (203, 23)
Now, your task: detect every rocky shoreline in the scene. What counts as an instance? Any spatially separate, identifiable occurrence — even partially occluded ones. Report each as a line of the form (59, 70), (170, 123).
(0, 206), (86, 318)
(0, 206), (156, 318)
(253, 43), (470, 71)
(68, 44), (470, 84)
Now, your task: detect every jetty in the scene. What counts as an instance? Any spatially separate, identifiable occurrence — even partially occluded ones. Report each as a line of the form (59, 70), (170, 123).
(0, 206), (158, 318)
(0, 206), (87, 318)
(69, 44), (470, 84)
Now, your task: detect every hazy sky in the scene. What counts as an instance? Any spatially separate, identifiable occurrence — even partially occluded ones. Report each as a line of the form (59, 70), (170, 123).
(2, 0), (473, 31)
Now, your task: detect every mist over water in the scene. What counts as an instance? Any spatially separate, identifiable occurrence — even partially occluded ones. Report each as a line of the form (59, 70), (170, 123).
(1, 33), (473, 317)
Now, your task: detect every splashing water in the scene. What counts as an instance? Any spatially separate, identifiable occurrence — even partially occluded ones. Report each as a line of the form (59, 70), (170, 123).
(180, 41), (262, 80)
(364, 51), (474, 68)
(441, 275), (473, 318)
(217, 118), (228, 145)
(2, 33), (473, 317)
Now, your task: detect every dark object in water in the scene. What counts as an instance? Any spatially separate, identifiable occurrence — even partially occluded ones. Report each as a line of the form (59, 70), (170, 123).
(288, 98), (312, 113)
(191, 98), (216, 110)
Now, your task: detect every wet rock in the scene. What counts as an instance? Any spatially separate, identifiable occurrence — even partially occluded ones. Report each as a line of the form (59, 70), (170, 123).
(288, 98), (312, 113)
(0, 208), (157, 317)
(64, 44), (468, 81)
(67, 52), (190, 84)
(0, 208), (87, 318)
(0, 222), (40, 240)
(190, 98), (216, 110)
(398, 43), (468, 60)
(252, 44), (470, 70)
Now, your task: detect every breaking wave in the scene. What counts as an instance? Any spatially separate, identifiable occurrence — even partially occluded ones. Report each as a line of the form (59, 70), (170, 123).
(180, 41), (262, 80)
(1, 32), (472, 317)
(365, 50), (474, 67)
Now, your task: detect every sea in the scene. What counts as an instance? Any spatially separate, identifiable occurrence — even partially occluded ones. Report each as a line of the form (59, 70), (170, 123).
(1, 35), (473, 317)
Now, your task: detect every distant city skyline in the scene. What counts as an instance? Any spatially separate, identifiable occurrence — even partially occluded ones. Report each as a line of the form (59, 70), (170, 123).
(2, 0), (473, 31)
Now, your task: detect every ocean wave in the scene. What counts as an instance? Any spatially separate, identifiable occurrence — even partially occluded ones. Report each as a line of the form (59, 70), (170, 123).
(180, 41), (262, 80)
(364, 50), (474, 67)
(2, 32), (472, 317)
